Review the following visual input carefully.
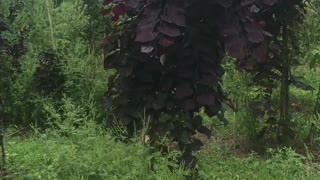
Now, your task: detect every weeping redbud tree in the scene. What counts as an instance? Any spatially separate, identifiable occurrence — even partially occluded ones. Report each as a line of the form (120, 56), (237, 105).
(101, 0), (306, 165)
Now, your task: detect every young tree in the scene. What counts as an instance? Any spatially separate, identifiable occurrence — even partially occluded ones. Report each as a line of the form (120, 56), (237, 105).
(101, 0), (306, 166)
(240, 0), (307, 145)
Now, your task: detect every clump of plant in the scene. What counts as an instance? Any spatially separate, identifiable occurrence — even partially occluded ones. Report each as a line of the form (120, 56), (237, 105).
(23, 49), (65, 129)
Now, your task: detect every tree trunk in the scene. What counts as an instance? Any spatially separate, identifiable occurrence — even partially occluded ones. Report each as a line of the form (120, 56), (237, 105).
(279, 21), (292, 145)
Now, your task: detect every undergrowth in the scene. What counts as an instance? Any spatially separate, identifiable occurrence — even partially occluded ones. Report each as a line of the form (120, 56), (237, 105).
(3, 96), (320, 179)
(5, 114), (320, 179)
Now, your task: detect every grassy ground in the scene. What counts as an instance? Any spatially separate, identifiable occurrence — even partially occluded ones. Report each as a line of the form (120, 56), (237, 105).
(2, 66), (320, 180)
(3, 122), (320, 180)
(4, 123), (188, 180)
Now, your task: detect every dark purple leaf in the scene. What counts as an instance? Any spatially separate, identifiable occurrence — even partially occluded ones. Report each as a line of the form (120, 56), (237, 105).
(158, 22), (181, 37)
(136, 71), (153, 82)
(199, 75), (218, 87)
(226, 42), (247, 59)
(262, 0), (278, 6)
(252, 43), (268, 62)
(182, 99), (197, 111)
(161, 79), (174, 92)
(104, 53), (118, 69)
(224, 37), (247, 59)
(205, 105), (223, 117)
(241, 0), (256, 6)
(162, 1), (186, 27)
(135, 22), (157, 42)
(247, 31), (264, 43)
(142, 3), (161, 16)
(126, 0), (141, 9)
(218, 23), (241, 37)
(161, 14), (186, 27)
(113, 3), (127, 17)
(118, 66), (133, 77)
(196, 94), (215, 105)
(245, 23), (261, 33)
(199, 63), (215, 74)
(175, 83), (194, 98)
(158, 37), (175, 47)
(102, 0), (112, 6)
(214, 0), (232, 7)
(144, 62), (162, 71)
(177, 67), (194, 78)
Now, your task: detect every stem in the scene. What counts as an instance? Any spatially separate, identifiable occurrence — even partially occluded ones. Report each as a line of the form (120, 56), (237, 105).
(45, 0), (56, 50)
(279, 19), (291, 141)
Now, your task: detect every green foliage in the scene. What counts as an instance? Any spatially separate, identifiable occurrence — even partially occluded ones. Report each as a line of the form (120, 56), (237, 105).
(28, 49), (65, 99)
(5, 118), (320, 179)
(0, 0), (111, 127)
(197, 147), (319, 180)
(5, 97), (189, 179)
(3, 94), (319, 179)
(0, 0), (27, 127)
(222, 58), (279, 150)
(301, 0), (320, 68)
